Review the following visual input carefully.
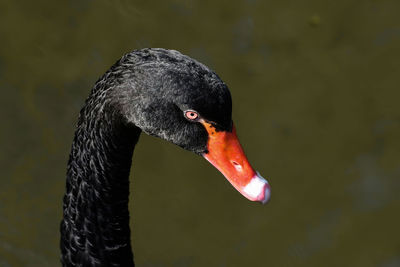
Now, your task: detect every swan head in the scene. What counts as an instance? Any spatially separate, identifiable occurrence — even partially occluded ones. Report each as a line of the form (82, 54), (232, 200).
(115, 48), (270, 204)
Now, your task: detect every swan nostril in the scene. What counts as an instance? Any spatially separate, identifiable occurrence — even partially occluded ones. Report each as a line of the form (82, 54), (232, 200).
(231, 161), (243, 171)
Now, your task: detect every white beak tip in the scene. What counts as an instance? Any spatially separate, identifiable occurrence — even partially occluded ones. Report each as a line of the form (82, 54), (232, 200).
(260, 183), (271, 204)
(243, 172), (271, 204)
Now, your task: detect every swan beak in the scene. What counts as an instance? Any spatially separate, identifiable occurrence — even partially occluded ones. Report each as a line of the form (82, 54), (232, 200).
(201, 122), (271, 204)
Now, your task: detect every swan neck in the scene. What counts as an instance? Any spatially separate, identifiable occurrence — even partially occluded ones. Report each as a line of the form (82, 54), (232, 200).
(61, 103), (140, 266)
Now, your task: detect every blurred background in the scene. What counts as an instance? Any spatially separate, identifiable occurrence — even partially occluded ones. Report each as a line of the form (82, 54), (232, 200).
(1, 0), (399, 266)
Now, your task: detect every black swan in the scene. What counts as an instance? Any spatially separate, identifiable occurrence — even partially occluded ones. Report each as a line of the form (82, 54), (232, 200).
(61, 48), (271, 266)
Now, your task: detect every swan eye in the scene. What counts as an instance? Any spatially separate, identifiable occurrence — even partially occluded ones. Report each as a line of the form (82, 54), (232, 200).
(184, 110), (199, 121)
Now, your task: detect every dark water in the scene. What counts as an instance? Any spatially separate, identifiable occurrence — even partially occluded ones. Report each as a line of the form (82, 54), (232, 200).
(1, 0), (400, 266)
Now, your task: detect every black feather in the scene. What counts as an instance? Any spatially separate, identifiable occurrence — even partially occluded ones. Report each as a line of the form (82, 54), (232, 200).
(61, 48), (232, 266)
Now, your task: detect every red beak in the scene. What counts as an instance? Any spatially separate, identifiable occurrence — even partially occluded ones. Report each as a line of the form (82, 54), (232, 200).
(201, 122), (271, 204)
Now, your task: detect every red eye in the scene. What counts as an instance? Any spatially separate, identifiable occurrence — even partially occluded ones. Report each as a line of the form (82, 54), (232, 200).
(185, 110), (199, 120)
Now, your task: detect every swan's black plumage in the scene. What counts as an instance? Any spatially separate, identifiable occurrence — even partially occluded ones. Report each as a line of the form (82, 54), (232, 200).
(61, 48), (232, 266)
